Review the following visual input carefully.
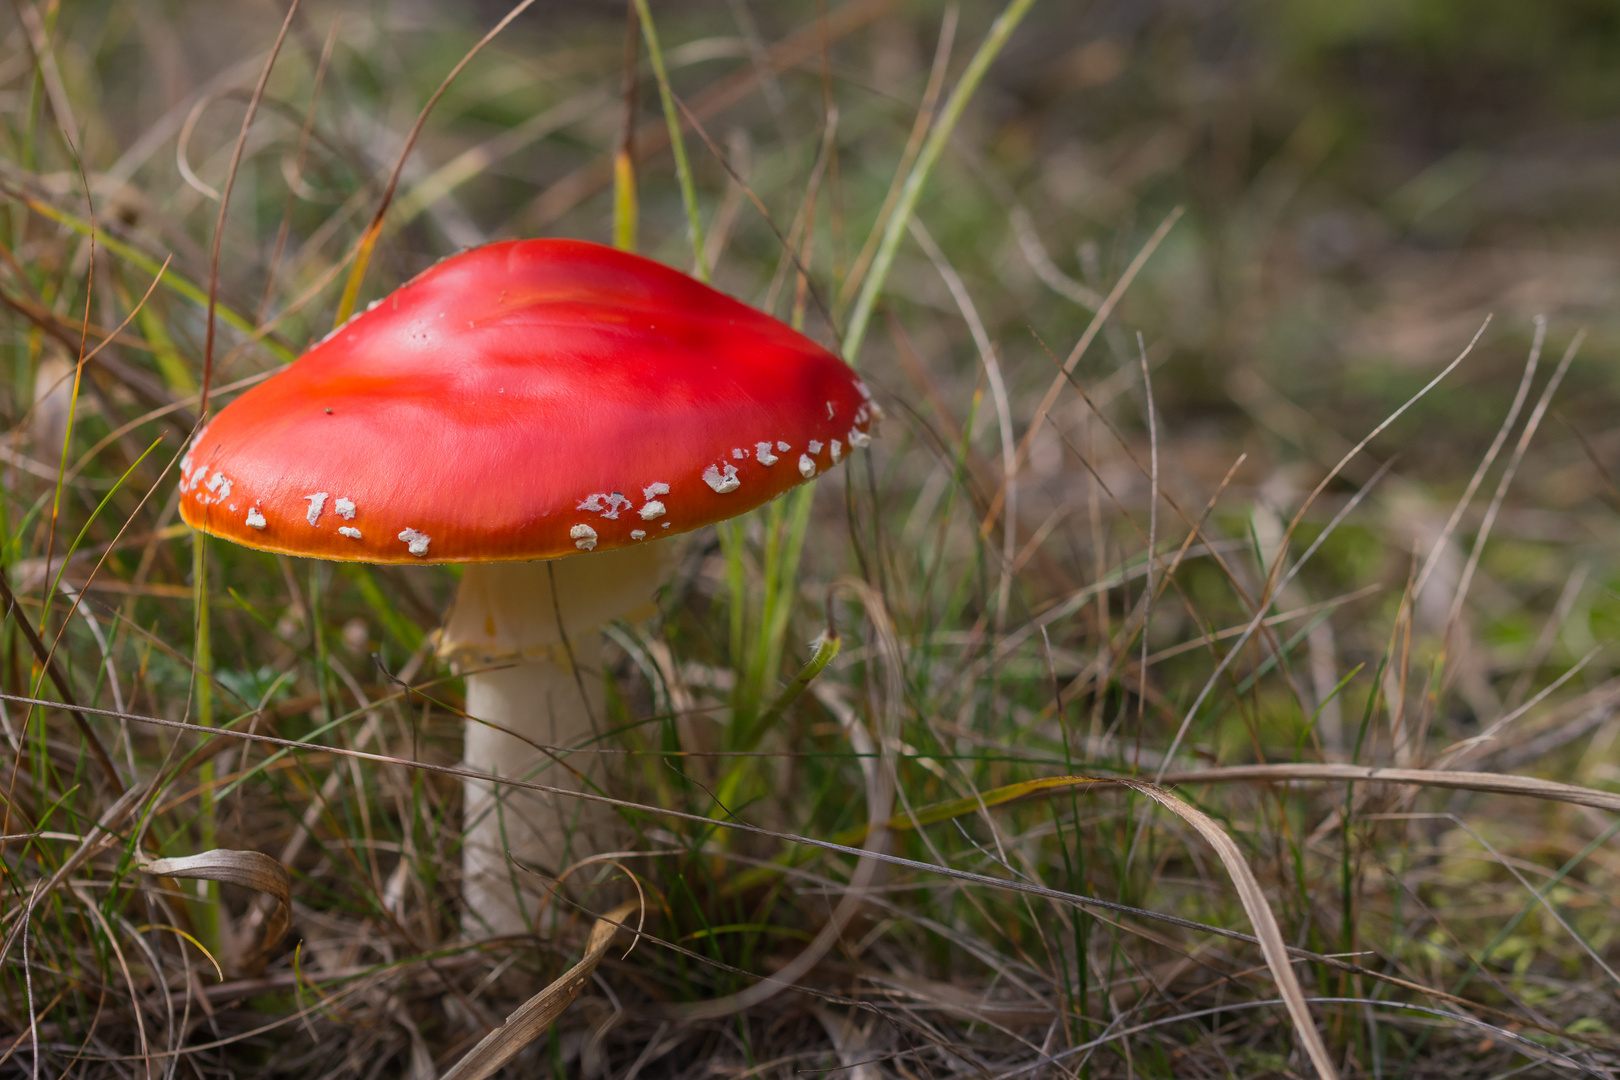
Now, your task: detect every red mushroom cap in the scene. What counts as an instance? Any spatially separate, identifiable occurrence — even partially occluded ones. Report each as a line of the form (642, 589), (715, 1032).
(178, 239), (876, 563)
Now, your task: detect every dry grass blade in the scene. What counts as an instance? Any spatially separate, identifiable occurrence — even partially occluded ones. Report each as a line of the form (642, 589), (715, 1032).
(139, 848), (292, 975)
(523, 0), (904, 228)
(334, 0), (543, 324)
(437, 900), (638, 1080)
(199, 0), (298, 414)
(1441, 328), (1583, 637)
(1160, 762), (1620, 813)
(0, 780), (151, 965)
(1264, 316), (1489, 607)
(12, 0), (79, 148)
(1154, 323), (1484, 781)
(1412, 316), (1544, 600)
(837, 5), (958, 311)
(840, 0), (1040, 361)
(1111, 779), (1339, 1080)
(982, 204), (1184, 529)
(0, 571), (123, 792)
(839, 762), (1620, 848)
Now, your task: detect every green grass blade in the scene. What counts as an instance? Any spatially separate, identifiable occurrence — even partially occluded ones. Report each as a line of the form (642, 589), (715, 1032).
(841, 0), (1040, 363)
(632, 0), (707, 281)
(738, 628), (840, 752)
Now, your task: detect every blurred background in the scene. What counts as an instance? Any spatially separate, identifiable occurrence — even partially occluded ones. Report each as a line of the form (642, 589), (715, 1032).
(7, 0), (1620, 1075)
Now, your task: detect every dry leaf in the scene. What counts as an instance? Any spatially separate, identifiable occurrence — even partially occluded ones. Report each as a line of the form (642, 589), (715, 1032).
(439, 900), (638, 1080)
(140, 848), (291, 976)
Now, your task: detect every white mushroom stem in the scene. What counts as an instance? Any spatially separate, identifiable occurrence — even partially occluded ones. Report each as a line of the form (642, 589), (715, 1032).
(440, 544), (666, 936)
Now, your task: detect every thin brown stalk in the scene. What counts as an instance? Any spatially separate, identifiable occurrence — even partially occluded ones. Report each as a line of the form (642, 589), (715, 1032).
(201, 0), (300, 416)
(332, 0), (544, 325)
(258, 16), (340, 322)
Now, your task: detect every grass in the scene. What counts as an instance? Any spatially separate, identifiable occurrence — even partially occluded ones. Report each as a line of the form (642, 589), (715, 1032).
(3, 1), (1620, 1077)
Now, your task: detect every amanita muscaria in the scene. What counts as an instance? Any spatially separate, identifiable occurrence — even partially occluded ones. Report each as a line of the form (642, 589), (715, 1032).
(179, 238), (877, 934)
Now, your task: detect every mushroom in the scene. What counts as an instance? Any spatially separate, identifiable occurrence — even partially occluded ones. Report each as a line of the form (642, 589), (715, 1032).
(178, 238), (877, 934)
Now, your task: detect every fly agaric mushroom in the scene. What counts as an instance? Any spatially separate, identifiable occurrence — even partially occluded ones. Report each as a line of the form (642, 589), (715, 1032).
(178, 239), (877, 934)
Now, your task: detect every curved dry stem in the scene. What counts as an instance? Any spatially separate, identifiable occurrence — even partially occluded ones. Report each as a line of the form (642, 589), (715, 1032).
(439, 899), (640, 1080)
